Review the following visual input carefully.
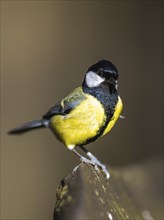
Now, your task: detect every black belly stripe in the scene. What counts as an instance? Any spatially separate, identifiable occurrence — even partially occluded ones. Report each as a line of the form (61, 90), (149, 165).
(80, 83), (118, 146)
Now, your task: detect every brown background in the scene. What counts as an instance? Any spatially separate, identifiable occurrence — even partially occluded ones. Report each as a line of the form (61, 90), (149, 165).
(1, 1), (163, 220)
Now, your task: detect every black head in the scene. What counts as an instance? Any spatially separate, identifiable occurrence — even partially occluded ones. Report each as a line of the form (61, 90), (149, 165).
(84, 59), (119, 88)
(87, 60), (118, 80)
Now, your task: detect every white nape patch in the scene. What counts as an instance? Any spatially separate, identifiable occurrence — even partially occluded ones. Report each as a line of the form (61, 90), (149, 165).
(86, 71), (105, 88)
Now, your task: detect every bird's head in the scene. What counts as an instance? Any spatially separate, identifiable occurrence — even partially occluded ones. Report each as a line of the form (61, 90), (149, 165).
(84, 60), (118, 89)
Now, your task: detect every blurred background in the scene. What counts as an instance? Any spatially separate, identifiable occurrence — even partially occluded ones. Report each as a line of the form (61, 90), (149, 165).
(1, 1), (163, 219)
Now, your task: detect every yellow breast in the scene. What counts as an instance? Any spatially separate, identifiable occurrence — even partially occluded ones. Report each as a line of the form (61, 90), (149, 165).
(51, 94), (106, 148)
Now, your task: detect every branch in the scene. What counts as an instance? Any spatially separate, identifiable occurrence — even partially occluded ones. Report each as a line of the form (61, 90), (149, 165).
(53, 158), (163, 220)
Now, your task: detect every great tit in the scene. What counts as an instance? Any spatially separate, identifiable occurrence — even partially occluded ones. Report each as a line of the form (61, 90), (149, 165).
(8, 60), (123, 179)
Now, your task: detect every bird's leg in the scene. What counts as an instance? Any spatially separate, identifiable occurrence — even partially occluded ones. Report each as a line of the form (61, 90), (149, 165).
(72, 148), (95, 165)
(79, 146), (110, 179)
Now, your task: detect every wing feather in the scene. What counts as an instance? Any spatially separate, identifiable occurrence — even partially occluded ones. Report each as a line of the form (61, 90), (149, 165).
(43, 87), (86, 119)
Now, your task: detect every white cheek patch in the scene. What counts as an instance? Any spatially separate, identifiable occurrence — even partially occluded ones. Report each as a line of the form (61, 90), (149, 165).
(86, 71), (105, 88)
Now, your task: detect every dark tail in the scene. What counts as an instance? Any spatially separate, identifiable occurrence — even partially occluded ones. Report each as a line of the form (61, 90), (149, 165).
(8, 119), (49, 134)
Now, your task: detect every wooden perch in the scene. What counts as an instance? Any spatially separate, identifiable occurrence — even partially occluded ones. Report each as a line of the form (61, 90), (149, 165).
(53, 158), (163, 220)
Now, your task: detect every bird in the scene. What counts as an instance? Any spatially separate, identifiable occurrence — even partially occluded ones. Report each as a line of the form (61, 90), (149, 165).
(8, 60), (123, 179)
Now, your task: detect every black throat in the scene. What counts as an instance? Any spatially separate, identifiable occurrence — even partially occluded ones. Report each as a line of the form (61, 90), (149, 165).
(82, 81), (118, 118)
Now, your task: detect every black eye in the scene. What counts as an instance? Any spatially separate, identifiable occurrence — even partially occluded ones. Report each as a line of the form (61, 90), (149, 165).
(97, 70), (103, 77)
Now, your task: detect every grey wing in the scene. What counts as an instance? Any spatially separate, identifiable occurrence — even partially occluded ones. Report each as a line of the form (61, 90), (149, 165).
(43, 87), (86, 120)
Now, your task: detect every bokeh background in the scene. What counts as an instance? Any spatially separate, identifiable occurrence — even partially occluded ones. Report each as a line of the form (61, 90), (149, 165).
(1, 1), (163, 219)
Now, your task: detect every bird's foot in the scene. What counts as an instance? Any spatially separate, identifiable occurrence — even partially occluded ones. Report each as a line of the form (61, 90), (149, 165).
(81, 156), (100, 173)
(80, 156), (95, 165)
(72, 148), (110, 179)
(86, 152), (110, 179)
(73, 156), (98, 174)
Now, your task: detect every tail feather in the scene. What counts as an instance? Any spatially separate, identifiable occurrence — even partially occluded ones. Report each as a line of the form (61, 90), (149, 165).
(8, 120), (48, 134)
